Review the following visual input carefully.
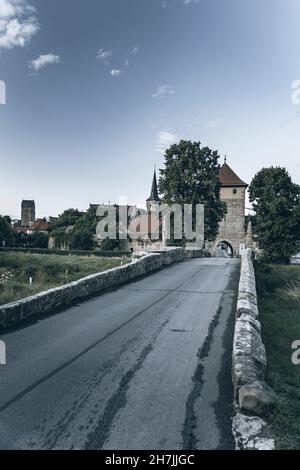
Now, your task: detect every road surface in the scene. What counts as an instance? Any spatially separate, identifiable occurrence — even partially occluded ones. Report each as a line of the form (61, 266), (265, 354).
(0, 257), (240, 450)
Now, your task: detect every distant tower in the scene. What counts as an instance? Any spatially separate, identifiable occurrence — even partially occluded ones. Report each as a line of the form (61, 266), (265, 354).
(146, 169), (160, 211)
(21, 200), (36, 227)
(216, 159), (248, 256)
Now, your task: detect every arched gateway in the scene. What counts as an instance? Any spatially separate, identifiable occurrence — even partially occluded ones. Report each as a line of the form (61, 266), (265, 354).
(213, 239), (238, 258)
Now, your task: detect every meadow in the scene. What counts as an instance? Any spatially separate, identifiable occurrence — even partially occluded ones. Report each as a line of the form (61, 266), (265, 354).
(0, 251), (130, 306)
(255, 263), (300, 449)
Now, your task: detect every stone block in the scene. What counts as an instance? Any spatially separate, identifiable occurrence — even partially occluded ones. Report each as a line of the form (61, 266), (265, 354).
(238, 381), (277, 416)
(232, 413), (275, 450)
(237, 298), (258, 319)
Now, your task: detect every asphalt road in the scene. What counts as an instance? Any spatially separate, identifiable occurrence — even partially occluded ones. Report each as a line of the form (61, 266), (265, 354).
(0, 257), (240, 450)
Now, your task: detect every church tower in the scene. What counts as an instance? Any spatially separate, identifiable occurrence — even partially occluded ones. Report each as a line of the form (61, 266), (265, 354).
(216, 158), (248, 256)
(146, 169), (160, 212)
(21, 200), (36, 227)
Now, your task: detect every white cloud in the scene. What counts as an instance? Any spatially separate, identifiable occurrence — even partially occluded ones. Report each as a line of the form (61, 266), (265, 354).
(97, 48), (112, 61)
(110, 69), (122, 77)
(152, 85), (175, 99)
(162, 0), (199, 7)
(125, 45), (139, 67)
(156, 131), (177, 153)
(29, 53), (60, 72)
(0, 0), (39, 50)
(129, 45), (139, 56)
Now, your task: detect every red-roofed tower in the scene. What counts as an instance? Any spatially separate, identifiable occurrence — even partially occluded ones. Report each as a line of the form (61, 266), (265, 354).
(214, 158), (248, 257)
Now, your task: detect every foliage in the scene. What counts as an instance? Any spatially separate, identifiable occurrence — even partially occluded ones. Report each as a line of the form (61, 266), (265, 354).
(14, 231), (49, 249)
(0, 215), (15, 247)
(28, 232), (49, 249)
(49, 208), (84, 230)
(100, 238), (121, 251)
(69, 227), (94, 250)
(49, 207), (95, 251)
(0, 251), (129, 305)
(68, 206), (97, 250)
(255, 263), (300, 449)
(158, 140), (226, 242)
(249, 167), (300, 264)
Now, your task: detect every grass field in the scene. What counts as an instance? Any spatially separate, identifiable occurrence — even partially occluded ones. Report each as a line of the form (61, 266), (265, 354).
(255, 263), (300, 449)
(0, 251), (130, 306)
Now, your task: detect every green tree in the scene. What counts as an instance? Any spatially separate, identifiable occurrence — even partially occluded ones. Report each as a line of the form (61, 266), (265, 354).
(68, 206), (97, 250)
(74, 205), (122, 251)
(0, 215), (15, 247)
(15, 231), (29, 248)
(28, 232), (49, 249)
(248, 167), (300, 264)
(49, 209), (84, 230)
(158, 140), (226, 242)
(69, 227), (94, 250)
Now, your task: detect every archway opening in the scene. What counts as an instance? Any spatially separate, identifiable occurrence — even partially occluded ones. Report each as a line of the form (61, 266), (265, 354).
(216, 241), (234, 258)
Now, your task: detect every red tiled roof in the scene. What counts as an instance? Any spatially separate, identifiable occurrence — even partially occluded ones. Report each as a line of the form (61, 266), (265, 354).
(219, 163), (248, 187)
(13, 220), (49, 233)
(31, 220), (49, 231)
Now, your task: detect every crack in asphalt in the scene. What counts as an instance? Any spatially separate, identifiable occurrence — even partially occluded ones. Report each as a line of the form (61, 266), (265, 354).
(214, 265), (240, 450)
(182, 304), (223, 450)
(84, 318), (170, 450)
(181, 264), (239, 450)
(30, 335), (140, 450)
(0, 266), (205, 415)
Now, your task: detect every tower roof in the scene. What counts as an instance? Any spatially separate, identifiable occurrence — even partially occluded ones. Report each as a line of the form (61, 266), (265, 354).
(22, 200), (35, 207)
(147, 169), (160, 202)
(219, 162), (248, 188)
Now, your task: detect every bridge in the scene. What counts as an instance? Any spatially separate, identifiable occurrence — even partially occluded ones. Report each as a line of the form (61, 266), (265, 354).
(0, 257), (240, 450)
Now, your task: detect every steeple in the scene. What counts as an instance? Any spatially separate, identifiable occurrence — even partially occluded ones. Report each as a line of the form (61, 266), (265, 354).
(147, 168), (160, 202)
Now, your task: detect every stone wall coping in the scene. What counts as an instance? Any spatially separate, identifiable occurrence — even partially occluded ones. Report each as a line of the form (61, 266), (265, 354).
(0, 247), (203, 330)
(232, 248), (276, 450)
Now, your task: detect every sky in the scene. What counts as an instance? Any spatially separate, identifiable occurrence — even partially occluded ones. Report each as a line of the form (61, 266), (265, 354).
(1, 0), (300, 219)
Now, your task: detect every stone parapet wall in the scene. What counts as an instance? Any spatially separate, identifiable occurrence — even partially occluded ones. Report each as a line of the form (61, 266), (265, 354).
(232, 248), (276, 450)
(0, 247), (203, 330)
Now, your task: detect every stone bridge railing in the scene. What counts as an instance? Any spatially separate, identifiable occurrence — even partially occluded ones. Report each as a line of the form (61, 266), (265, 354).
(232, 248), (276, 450)
(0, 248), (204, 331)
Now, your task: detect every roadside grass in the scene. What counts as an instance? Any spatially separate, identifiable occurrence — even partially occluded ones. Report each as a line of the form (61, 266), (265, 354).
(255, 263), (300, 449)
(0, 252), (130, 306)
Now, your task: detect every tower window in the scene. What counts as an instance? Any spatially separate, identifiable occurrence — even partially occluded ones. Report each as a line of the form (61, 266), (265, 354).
(233, 189), (237, 195)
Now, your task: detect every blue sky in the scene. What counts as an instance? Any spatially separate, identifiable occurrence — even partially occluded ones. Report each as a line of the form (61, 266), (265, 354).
(1, 0), (300, 218)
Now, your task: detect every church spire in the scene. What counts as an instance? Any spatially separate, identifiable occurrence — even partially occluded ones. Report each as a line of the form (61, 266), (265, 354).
(147, 168), (160, 202)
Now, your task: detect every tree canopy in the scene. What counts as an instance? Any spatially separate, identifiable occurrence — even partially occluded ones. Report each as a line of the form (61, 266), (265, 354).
(249, 166), (300, 264)
(158, 140), (226, 242)
(49, 208), (84, 230)
(0, 216), (15, 247)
